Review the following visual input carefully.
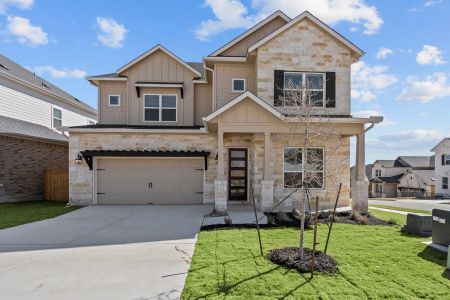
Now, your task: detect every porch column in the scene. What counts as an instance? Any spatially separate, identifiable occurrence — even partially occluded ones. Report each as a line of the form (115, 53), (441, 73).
(261, 132), (274, 210)
(215, 131), (227, 213)
(351, 132), (369, 214)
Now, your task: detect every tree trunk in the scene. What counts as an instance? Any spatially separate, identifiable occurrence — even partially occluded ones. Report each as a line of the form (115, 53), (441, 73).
(299, 187), (306, 259)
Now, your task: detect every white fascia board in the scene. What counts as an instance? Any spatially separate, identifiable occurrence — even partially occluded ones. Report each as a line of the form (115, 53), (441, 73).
(209, 11), (291, 56)
(203, 56), (248, 62)
(116, 44), (202, 77)
(248, 11), (364, 57)
(134, 83), (183, 88)
(68, 128), (209, 134)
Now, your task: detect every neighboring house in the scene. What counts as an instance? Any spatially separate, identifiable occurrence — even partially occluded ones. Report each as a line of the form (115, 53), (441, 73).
(69, 11), (383, 213)
(369, 156), (435, 198)
(431, 138), (450, 197)
(0, 54), (96, 202)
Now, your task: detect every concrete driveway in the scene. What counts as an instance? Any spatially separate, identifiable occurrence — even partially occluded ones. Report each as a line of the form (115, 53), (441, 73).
(0, 205), (212, 300)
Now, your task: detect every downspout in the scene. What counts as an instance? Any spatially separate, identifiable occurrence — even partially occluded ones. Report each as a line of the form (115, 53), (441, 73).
(203, 63), (215, 110)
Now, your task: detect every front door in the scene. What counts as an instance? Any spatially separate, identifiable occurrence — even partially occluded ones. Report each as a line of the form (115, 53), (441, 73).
(228, 148), (248, 201)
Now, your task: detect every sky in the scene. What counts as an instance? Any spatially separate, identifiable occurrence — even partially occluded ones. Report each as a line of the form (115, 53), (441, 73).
(1, 0), (449, 164)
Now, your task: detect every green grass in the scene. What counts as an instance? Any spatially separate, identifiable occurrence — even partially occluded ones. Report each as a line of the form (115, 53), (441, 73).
(370, 204), (431, 215)
(182, 210), (449, 299)
(0, 201), (80, 229)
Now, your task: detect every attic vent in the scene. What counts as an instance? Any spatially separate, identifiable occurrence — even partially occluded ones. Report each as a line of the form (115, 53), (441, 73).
(0, 63), (9, 70)
(41, 82), (50, 89)
(74, 97), (81, 102)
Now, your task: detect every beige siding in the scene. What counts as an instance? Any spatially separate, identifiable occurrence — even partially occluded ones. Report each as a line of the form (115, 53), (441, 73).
(98, 81), (127, 124)
(119, 49), (196, 126)
(194, 82), (212, 126)
(256, 19), (354, 115)
(220, 16), (288, 56)
(215, 62), (256, 108)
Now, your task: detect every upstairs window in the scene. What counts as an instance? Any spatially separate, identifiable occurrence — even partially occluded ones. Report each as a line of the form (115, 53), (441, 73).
(283, 147), (324, 189)
(52, 107), (62, 129)
(232, 79), (246, 93)
(109, 95), (120, 107)
(443, 177), (448, 190)
(144, 94), (177, 122)
(283, 72), (325, 107)
(442, 155), (450, 165)
(375, 170), (381, 177)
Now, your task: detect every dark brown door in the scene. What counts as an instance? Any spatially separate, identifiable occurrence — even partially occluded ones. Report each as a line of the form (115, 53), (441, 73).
(228, 148), (248, 201)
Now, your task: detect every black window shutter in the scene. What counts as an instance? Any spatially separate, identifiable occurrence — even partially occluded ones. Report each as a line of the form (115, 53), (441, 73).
(325, 72), (336, 108)
(274, 70), (284, 106)
(442, 155), (446, 165)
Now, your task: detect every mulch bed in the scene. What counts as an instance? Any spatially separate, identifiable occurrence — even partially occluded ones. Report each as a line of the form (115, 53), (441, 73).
(268, 247), (338, 274)
(316, 211), (394, 226)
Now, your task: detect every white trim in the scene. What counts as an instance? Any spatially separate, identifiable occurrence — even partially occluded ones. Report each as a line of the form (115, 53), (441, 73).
(203, 91), (283, 122)
(116, 44), (202, 76)
(283, 146), (325, 190)
(86, 76), (127, 81)
(52, 106), (63, 130)
(232, 79), (246, 93)
(203, 56), (248, 62)
(248, 11), (364, 57)
(209, 11), (290, 56)
(143, 94), (178, 123)
(68, 128), (208, 134)
(193, 80), (208, 84)
(135, 83), (183, 88)
(109, 95), (121, 107)
(282, 72), (326, 108)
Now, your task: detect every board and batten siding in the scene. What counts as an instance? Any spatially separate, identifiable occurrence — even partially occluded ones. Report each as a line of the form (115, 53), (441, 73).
(0, 77), (96, 129)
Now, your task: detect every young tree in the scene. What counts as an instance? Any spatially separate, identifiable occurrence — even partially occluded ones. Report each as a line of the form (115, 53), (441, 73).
(277, 74), (346, 259)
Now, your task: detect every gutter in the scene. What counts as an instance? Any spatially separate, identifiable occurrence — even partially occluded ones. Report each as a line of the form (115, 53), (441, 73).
(365, 116), (383, 132)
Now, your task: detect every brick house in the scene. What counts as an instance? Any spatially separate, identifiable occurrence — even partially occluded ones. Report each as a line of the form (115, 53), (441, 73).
(69, 11), (383, 213)
(0, 55), (96, 202)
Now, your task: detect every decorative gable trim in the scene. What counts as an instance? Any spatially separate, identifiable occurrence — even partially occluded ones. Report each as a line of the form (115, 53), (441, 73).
(116, 44), (202, 77)
(203, 91), (283, 122)
(209, 10), (290, 57)
(247, 11), (364, 58)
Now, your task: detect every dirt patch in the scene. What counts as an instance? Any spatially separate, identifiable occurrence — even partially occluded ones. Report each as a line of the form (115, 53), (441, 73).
(268, 247), (338, 274)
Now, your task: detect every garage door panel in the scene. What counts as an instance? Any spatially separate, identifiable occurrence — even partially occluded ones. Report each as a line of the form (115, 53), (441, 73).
(97, 158), (204, 205)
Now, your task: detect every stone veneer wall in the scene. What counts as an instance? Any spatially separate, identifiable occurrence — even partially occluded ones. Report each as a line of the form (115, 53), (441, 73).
(69, 132), (218, 205)
(0, 135), (68, 202)
(256, 18), (353, 116)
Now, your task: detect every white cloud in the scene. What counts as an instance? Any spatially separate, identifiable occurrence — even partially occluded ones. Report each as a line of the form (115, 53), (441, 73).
(33, 66), (87, 79)
(353, 110), (394, 127)
(370, 129), (444, 149)
(424, 0), (442, 7)
(351, 61), (398, 103)
(0, 0), (33, 14)
(6, 16), (48, 46)
(416, 45), (445, 65)
(195, 0), (383, 40)
(96, 17), (127, 48)
(397, 73), (450, 103)
(376, 47), (393, 59)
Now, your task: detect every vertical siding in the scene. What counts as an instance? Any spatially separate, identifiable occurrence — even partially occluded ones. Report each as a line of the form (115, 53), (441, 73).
(98, 81), (127, 124)
(194, 82), (212, 125)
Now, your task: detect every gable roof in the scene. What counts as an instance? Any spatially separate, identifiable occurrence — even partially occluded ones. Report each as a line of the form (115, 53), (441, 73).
(247, 11), (364, 58)
(209, 10), (290, 56)
(397, 156), (434, 169)
(116, 44), (202, 77)
(431, 138), (450, 152)
(0, 115), (67, 144)
(0, 54), (96, 114)
(203, 91), (283, 122)
(370, 174), (404, 184)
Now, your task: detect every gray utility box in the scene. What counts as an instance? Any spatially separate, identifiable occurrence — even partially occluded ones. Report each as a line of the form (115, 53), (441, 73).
(401, 214), (432, 237)
(432, 209), (450, 246)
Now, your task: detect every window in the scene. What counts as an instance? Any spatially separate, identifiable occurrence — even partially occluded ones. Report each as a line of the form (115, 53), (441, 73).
(444, 155), (450, 165)
(52, 107), (62, 128)
(283, 72), (325, 107)
(109, 95), (120, 107)
(375, 170), (381, 177)
(443, 177), (449, 190)
(232, 79), (246, 92)
(144, 94), (177, 122)
(283, 147), (324, 189)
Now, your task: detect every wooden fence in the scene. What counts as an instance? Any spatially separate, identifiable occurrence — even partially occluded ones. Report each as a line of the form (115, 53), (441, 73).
(45, 170), (69, 201)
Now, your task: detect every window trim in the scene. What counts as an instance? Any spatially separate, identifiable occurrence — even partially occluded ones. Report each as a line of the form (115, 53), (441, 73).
(443, 177), (449, 190)
(143, 94), (177, 123)
(109, 95), (121, 107)
(282, 72), (326, 108)
(445, 155), (450, 165)
(375, 169), (381, 177)
(232, 79), (246, 93)
(52, 106), (62, 129)
(283, 147), (325, 190)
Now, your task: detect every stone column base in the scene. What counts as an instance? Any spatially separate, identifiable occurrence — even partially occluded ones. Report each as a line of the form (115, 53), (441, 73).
(214, 180), (228, 213)
(351, 180), (369, 214)
(261, 180), (274, 211)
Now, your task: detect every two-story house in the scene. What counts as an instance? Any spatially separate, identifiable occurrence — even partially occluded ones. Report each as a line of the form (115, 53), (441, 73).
(68, 11), (383, 213)
(370, 156), (435, 198)
(0, 54), (96, 202)
(432, 138), (450, 197)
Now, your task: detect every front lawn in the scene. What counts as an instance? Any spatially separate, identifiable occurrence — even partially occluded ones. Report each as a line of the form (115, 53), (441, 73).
(0, 201), (80, 229)
(370, 204), (431, 215)
(182, 210), (449, 299)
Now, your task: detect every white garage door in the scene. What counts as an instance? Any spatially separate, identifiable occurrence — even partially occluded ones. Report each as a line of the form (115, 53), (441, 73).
(96, 158), (204, 204)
